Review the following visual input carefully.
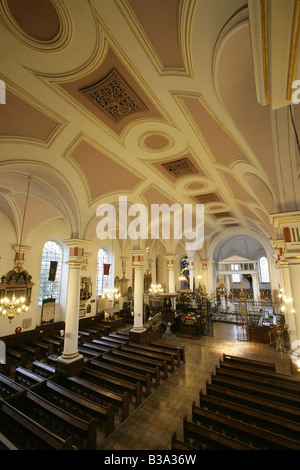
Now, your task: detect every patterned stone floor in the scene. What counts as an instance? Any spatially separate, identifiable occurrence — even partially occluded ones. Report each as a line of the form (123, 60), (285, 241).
(97, 322), (293, 451)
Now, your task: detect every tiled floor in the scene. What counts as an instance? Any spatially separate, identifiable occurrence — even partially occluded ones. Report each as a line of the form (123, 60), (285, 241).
(98, 322), (293, 450)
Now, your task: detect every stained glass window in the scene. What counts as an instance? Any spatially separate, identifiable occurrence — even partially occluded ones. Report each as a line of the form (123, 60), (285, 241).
(180, 256), (190, 289)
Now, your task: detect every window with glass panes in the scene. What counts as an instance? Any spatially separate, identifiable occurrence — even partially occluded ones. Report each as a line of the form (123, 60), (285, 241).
(38, 241), (63, 305)
(97, 248), (109, 296)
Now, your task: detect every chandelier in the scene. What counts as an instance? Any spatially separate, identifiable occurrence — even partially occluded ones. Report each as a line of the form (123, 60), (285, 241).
(149, 284), (164, 294)
(0, 295), (29, 323)
(103, 288), (121, 303)
(0, 176), (32, 322)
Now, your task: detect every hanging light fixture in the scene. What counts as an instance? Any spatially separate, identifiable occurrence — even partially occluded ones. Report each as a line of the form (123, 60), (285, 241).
(0, 295), (29, 322)
(0, 176), (32, 322)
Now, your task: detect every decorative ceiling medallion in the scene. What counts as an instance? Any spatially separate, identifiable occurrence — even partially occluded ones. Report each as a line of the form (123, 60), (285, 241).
(161, 158), (198, 178)
(194, 193), (220, 204)
(80, 68), (147, 122)
(213, 212), (233, 219)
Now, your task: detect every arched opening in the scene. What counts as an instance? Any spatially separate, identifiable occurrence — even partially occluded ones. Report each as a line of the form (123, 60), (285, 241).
(38, 240), (63, 305)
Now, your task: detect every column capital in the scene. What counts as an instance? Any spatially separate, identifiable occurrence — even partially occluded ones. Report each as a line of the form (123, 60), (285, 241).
(63, 239), (92, 263)
(12, 245), (31, 271)
(164, 254), (176, 268)
(131, 250), (145, 266)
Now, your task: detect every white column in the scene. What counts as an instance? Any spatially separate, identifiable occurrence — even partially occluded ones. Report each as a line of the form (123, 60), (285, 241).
(165, 255), (176, 309)
(131, 250), (146, 332)
(286, 259), (300, 342)
(252, 272), (260, 300)
(279, 261), (297, 344)
(187, 258), (194, 291)
(207, 260), (215, 301)
(59, 239), (90, 363)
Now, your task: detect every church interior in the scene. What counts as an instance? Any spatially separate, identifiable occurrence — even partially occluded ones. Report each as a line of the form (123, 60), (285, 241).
(0, 0), (300, 452)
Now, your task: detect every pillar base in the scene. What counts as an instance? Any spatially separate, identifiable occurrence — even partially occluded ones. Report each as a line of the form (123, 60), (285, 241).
(129, 328), (147, 344)
(55, 353), (84, 376)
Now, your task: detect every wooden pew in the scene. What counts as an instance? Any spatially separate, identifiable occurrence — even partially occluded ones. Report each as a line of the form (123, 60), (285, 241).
(128, 342), (180, 367)
(116, 330), (130, 338)
(78, 330), (92, 343)
(219, 360), (300, 386)
(205, 382), (300, 423)
(89, 359), (152, 397)
(109, 333), (130, 341)
(78, 347), (102, 359)
(199, 392), (300, 442)
(122, 344), (175, 372)
(101, 335), (128, 345)
(0, 373), (25, 398)
(0, 431), (19, 450)
(29, 340), (53, 356)
(192, 402), (300, 450)
(83, 342), (112, 353)
(110, 348), (169, 379)
(62, 375), (130, 421)
(222, 353), (276, 371)
(14, 344), (41, 362)
(171, 431), (197, 450)
(100, 352), (161, 388)
(38, 337), (63, 354)
(15, 367), (46, 388)
(32, 360), (56, 379)
(210, 374), (300, 409)
(0, 357), (11, 377)
(150, 340), (185, 362)
(6, 348), (26, 368)
(215, 366), (300, 397)
(82, 367), (142, 407)
(183, 415), (255, 450)
(0, 398), (74, 450)
(81, 327), (101, 339)
(31, 380), (115, 436)
(92, 339), (120, 349)
(6, 390), (97, 450)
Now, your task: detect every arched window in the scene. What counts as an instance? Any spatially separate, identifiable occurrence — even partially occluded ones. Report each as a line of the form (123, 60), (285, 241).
(97, 248), (110, 296)
(38, 241), (63, 305)
(258, 256), (270, 283)
(180, 256), (190, 289)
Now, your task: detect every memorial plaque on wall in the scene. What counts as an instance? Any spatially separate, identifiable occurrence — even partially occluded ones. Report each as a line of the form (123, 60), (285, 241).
(41, 298), (55, 324)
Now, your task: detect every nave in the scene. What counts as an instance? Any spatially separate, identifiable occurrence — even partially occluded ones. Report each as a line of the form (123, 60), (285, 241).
(98, 322), (295, 451)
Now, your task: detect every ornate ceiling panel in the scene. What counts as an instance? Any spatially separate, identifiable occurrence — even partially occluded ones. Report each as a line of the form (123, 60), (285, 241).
(0, 0), (298, 250)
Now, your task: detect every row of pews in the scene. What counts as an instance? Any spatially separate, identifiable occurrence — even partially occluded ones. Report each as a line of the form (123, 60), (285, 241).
(0, 328), (185, 450)
(172, 353), (300, 451)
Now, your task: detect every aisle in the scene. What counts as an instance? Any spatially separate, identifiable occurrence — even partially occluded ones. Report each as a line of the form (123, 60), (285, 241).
(97, 323), (292, 450)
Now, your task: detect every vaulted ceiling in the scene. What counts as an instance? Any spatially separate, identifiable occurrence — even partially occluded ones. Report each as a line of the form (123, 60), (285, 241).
(0, 0), (299, 256)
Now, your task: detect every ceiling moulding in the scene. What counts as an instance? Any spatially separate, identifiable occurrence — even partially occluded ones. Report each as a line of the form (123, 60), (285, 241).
(0, 87), (63, 147)
(213, 212), (234, 219)
(59, 46), (164, 136)
(194, 193), (220, 204)
(80, 68), (148, 123)
(161, 157), (198, 179)
(120, 0), (195, 76)
(0, 0), (72, 51)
